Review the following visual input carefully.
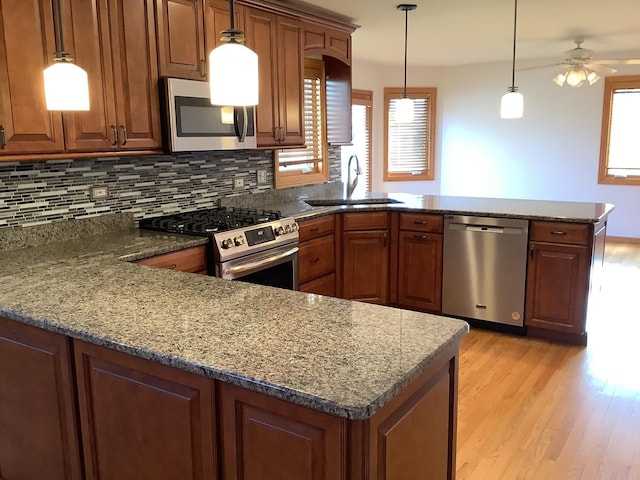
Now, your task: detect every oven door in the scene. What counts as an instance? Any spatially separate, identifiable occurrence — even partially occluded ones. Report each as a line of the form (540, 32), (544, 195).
(215, 244), (299, 290)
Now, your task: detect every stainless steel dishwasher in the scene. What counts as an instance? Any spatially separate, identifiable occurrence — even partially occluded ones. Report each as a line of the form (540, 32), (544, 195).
(442, 215), (529, 327)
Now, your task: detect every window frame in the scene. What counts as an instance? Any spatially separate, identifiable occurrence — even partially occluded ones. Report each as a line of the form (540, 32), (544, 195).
(598, 75), (640, 186)
(274, 58), (329, 189)
(351, 89), (373, 192)
(383, 87), (437, 182)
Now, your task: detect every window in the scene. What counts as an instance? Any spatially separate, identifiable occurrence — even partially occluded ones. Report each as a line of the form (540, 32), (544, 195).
(599, 75), (640, 186)
(275, 58), (328, 188)
(341, 89), (372, 195)
(383, 87), (436, 182)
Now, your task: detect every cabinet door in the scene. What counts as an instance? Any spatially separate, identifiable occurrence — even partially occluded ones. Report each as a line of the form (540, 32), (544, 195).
(0, 318), (83, 480)
(300, 272), (336, 297)
(219, 382), (344, 480)
(397, 231), (443, 312)
(275, 15), (304, 146)
(525, 242), (590, 335)
(0, 0), (65, 155)
(107, 0), (163, 150)
(298, 234), (335, 284)
(204, 0), (243, 52)
(245, 7), (279, 146)
(342, 230), (389, 304)
(155, 0), (207, 80)
(74, 340), (217, 479)
(64, 0), (119, 152)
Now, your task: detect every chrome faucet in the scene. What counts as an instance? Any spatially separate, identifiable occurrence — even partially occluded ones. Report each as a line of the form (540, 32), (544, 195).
(346, 154), (362, 198)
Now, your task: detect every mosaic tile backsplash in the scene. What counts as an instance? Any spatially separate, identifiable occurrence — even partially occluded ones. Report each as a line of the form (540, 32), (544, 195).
(0, 147), (341, 228)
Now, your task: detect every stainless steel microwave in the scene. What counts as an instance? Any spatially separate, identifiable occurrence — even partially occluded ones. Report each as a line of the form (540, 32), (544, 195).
(160, 77), (257, 152)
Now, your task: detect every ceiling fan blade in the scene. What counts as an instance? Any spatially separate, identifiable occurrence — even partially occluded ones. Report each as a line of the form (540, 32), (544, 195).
(584, 63), (618, 74)
(589, 58), (640, 65)
(517, 62), (567, 72)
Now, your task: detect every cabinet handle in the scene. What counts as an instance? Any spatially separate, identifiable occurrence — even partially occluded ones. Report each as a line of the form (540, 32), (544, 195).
(166, 264), (177, 270)
(311, 257), (320, 263)
(550, 231), (567, 236)
(383, 232), (388, 247)
(120, 125), (127, 146)
(0, 125), (5, 149)
(110, 125), (118, 146)
(309, 227), (320, 233)
(413, 221), (428, 225)
(530, 245), (535, 259)
(279, 127), (285, 142)
(199, 59), (206, 77)
(413, 234), (427, 240)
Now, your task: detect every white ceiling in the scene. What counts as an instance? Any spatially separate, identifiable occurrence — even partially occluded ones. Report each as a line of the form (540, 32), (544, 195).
(294, 0), (640, 67)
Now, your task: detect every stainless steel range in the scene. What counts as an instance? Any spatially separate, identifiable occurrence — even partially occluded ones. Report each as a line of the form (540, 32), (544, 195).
(139, 208), (299, 290)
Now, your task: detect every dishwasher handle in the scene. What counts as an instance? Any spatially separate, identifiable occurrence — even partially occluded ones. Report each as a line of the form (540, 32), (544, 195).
(465, 225), (504, 234)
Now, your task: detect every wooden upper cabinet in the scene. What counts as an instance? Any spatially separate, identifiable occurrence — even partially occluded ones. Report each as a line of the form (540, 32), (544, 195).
(205, 0), (243, 52)
(244, 7), (304, 148)
(0, 0), (65, 155)
(155, 0), (207, 80)
(302, 22), (351, 66)
(64, 0), (162, 152)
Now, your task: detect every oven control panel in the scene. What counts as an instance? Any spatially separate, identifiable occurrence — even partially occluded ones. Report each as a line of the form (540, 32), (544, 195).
(215, 219), (299, 261)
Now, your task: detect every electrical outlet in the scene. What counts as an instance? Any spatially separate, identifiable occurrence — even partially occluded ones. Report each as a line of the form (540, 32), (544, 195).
(234, 178), (245, 189)
(257, 170), (267, 184)
(91, 186), (108, 199)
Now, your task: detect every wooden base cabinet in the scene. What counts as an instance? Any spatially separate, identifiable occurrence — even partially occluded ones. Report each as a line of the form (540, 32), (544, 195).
(397, 213), (444, 313)
(0, 317), (83, 480)
(298, 215), (337, 296)
(525, 220), (607, 345)
(220, 342), (459, 480)
(342, 212), (390, 304)
(74, 340), (217, 479)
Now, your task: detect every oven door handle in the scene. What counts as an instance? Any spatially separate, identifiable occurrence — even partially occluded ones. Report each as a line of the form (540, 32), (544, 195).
(222, 246), (299, 276)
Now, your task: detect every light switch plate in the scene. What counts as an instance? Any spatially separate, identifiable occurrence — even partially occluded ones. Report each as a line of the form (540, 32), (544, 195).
(91, 186), (108, 199)
(257, 170), (267, 184)
(234, 178), (245, 189)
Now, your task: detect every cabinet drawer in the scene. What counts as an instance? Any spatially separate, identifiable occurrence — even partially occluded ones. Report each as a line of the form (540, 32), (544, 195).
(399, 213), (443, 233)
(299, 235), (335, 283)
(298, 215), (335, 241)
(136, 246), (207, 273)
(342, 212), (388, 231)
(300, 273), (336, 297)
(530, 222), (590, 246)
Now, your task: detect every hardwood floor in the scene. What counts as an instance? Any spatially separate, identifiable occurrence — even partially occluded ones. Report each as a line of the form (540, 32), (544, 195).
(456, 241), (640, 479)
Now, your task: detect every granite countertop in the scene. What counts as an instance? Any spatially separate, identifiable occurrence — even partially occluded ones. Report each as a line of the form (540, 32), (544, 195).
(0, 216), (468, 420)
(241, 192), (615, 224)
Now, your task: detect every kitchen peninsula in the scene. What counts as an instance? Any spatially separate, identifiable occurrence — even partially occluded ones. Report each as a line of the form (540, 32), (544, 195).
(0, 215), (468, 480)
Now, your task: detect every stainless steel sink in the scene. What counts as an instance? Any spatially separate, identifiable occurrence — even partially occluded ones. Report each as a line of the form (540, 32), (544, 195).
(304, 198), (403, 207)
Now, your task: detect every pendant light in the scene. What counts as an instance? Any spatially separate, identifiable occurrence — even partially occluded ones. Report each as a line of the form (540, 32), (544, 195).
(500, 0), (523, 119)
(209, 0), (258, 106)
(396, 4), (417, 124)
(43, 0), (90, 111)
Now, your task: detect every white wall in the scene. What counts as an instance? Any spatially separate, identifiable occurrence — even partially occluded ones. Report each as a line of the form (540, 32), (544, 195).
(351, 55), (640, 239)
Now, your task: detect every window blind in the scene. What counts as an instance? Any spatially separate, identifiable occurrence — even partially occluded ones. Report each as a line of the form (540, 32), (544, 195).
(608, 87), (640, 175)
(351, 102), (371, 193)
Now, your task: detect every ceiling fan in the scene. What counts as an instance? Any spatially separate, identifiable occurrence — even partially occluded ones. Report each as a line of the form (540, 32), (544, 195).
(520, 39), (640, 87)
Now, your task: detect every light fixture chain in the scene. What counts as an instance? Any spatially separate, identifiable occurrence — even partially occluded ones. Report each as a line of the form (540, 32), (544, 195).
(510, 0), (518, 89)
(403, 7), (408, 98)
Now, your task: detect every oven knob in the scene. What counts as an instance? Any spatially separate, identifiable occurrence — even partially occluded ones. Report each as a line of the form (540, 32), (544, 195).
(274, 226), (285, 236)
(284, 224), (292, 233)
(221, 238), (234, 249)
(292, 222), (299, 231)
(234, 236), (245, 246)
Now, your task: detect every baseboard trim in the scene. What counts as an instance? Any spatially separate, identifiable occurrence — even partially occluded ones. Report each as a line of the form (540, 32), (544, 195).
(606, 236), (640, 244)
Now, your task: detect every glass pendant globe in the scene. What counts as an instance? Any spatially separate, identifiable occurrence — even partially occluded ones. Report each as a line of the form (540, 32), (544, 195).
(500, 90), (523, 119)
(209, 43), (259, 106)
(43, 61), (90, 111)
(395, 97), (414, 123)
(566, 69), (586, 87)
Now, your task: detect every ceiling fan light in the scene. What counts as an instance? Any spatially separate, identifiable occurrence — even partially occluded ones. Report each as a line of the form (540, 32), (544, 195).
(553, 72), (567, 87)
(566, 69), (586, 87)
(587, 71), (601, 85)
(500, 90), (523, 119)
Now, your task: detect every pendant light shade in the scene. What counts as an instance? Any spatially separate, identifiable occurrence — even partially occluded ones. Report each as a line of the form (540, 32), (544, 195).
(500, 0), (522, 119)
(396, 4), (416, 124)
(44, 60), (89, 111)
(209, 0), (259, 107)
(44, 0), (89, 111)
